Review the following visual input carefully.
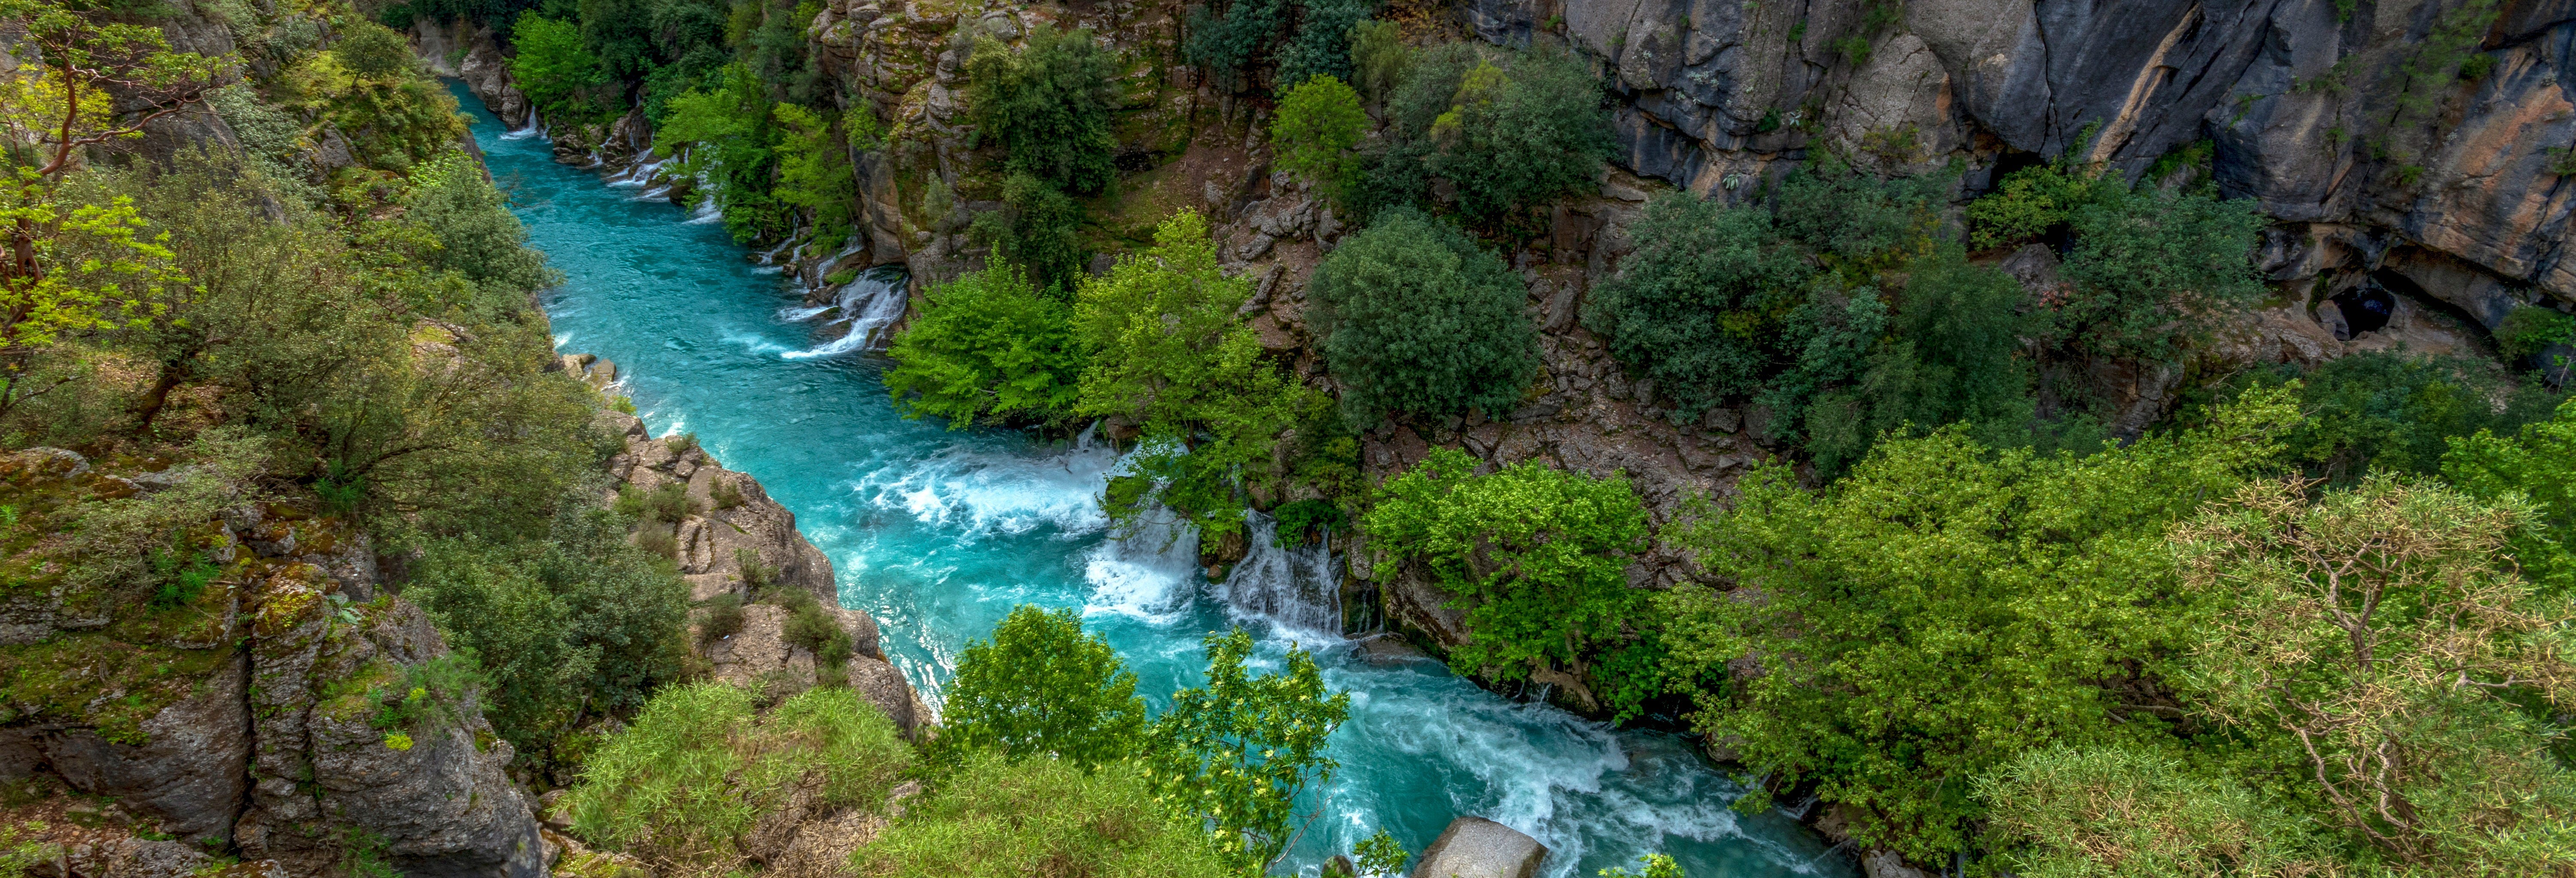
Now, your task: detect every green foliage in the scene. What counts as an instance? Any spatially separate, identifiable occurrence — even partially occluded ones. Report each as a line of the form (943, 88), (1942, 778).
(407, 504), (690, 760)
(1581, 191), (1810, 413)
(145, 547), (218, 609)
(654, 63), (788, 243)
(1365, 449), (1653, 694)
(2055, 184), (2267, 361)
(402, 153), (559, 304)
(2445, 396), (2576, 560)
(2175, 475), (2576, 872)
(565, 683), (913, 869)
(1073, 211), (1309, 540)
(883, 263), (1088, 429)
(1795, 252), (2047, 475)
(2498, 303), (2576, 362)
(1185, 0), (1285, 91)
(62, 428), (267, 596)
(1269, 498), (1343, 546)
(0, 821), (47, 878)
(966, 26), (1118, 196)
(1271, 75), (1368, 203)
(1143, 629), (1351, 870)
(1597, 854), (1683, 878)
(939, 605), (1146, 769)
(859, 752), (1235, 878)
(1770, 160), (1948, 273)
(1351, 828), (1408, 877)
(775, 583), (855, 679)
(1656, 390), (2302, 860)
(1309, 208), (1537, 425)
(1274, 0), (1373, 91)
(966, 170), (1089, 295)
(1345, 19), (1407, 104)
(365, 653), (480, 736)
(334, 18), (415, 80)
(2199, 352), (2560, 484)
(508, 13), (609, 121)
(1975, 745), (2323, 878)
(1376, 43), (1614, 229)
(769, 101), (856, 251)
(1965, 162), (2114, 250)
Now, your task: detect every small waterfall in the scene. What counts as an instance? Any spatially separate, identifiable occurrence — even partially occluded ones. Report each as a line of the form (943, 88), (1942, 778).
(684, 195), (722, 225)
(1217, 510), (1342, 638)
(782, 266), (910, 358)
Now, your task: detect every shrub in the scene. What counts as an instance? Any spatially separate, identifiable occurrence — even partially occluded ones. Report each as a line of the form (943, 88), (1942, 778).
(1270, 75), (1368, 203)
(1274, 0), (1373, 90)
(615, 483), (696, 525)
(507, 13), (608, 120)
(966, 26), (1118, 195)
(2498, 303), (2576, 362)
(1378, 43), (1614, 228)
(1771, 161), (1950, 273)
(939, 605), (1145, 769)
(964, 170), (1089, 295)
(1795, 252), (2040, 475)
(1073, 211), (1309, 540)
(2055, 185), (2267, 361)
(1580, 191), (1809, 413)
(1268, 498), (1343, 546)
(1964, 162), (2114, 250)
(857, 753), (1233, 878)
(884, 261), (1086, 429)
(565, 683), (912, 870)
(1364, 450), (1652, 693)
(2202, 352), (2560, 483)
(1346, 19), (1407, 103)
(1975, 745), (2322, 877)
(1309, 207), (1538, 424)
(1185, 0), (1287, 90)
(697, 592), (744, 644)
(770, 102), (857, 252)
(333, 19), (416, 81)
(1143, 629), (1350, 870)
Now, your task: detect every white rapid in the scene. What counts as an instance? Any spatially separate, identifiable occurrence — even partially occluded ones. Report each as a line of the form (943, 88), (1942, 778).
(782, 265), (911, 358)
(1218, 510), (1343, 639)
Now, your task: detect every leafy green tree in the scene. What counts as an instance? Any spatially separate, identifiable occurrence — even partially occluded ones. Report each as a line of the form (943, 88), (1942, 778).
(1597, 854), (1684, 878)
(769, 101), (856, 251)
(1581, 191), (1809, 414)
(1273, 0), (1372, 90)
(2054, 184), (2266, 362)
(1795, 252), (2039, 475)
(1973, 745), (2323, 878)
(1309, 207), (1536, 425)
(401, 153), (558, 304)
(1073, 211), (1308, 540)
(1964, 162), (2116, 250)
(1271, 75), (1367, 203)
(966, 26), (1118, 196)
(565, 683), (914, 870)
(1185, 0), (1285, 91)
(883, 262), (1087, 429)
(333, 19), (416, 81)
(2498, 303), (2576, 367)
(1345, 19), (1407, 104)
(654, 63), (788, 243)
(1364, 449), (1652, 700)
(507, 13), (609, 121)
(2199, 352), (2560, 484)
(966, 170), (1089, 294)
(2445, 395), (2576, 562)
(939, 605), (1147, 769)
(1655, 389), (2302, 860)
(1769, 161), (1950, 274)
(2176, 475), (2576, 873)
(1351, 828), (1408, 877)
(1377, 43), (1613, 228)
(1144, 628), (1351, 871)
(858, 751), (1235, 878)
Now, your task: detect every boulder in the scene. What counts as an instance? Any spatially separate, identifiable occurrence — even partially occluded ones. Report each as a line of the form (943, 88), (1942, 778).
(1411, 817), (1546, 878)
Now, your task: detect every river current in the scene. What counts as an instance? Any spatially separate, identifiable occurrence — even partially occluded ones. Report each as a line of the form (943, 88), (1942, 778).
(453, 81), (1847, 878)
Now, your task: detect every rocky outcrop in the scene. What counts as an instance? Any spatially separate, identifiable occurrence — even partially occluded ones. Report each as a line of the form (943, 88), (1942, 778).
(1411, 817), (1548, 878)
(0, 452), (543, 878)
(420, 19), (533, 129)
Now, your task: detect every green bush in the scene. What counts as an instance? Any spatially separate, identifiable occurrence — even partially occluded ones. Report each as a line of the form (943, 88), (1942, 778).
(1309, 207), (1538, 425)
(1795, 252), (2043, 475)
(1376, 43), (1614, 228)
(1580, 191), (1809, 414)
(333, 18), (416, 81)
(1964, 162), (2115, 250)
(1274, 0), (1372, 90)
(2199, 352), (2560, 483)
(2498, 303), (2576, 362)
(769, 102), (857, 252)
(1143, 629), (1351, 870)
(2055, 185), (2267, 361)
(565, 683), (912, 870)
(2444, 394), (2576, 583)
(859, 752), (1233, 878)
(507, 13), (609, 121)
(1655, 389), (2302, 860)
(965, 170), (1089, 294)
(883, 262), (1088, 429)
(1185, 0), (1286, 90)
(1770, 161), (1950, 274)
(938, 605), (1145, 769)
(1345, 18), (1407, 103)
(966, 26), (1118, 195)
(655, 63), (790, 243)
(1073, 211), (1309, 540)
(1975, 745), (2323, 877)
(1271, 75), (1368, 203)
(1364, 449), (1652, 697)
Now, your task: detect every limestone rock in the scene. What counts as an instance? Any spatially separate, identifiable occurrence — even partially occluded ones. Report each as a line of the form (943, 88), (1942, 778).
(1411, 817), (1546, 878)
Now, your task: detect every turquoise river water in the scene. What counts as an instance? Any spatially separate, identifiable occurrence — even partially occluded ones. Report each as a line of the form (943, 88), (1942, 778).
(453, 81), (1848, 878)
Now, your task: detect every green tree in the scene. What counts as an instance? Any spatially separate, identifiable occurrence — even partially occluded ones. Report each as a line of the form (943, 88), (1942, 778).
(883, 262), (1087, 429)
(2202, 352), (2561, 484)
(1144, 628), (1351, 871)
(858, 751), (1235, 878)
(966, 169), (1089, 294)
(1597, 854), (1684, 878)
(1964, 162), (2116, 250)
(1270, 75), (1367, 204)
(770, 101), (857, 251)
(1974, 744), (2323, 878)
(1795, 252), (2041, 475)
(939, 605), (1147, 769)
(2176, 475), (2576, 872)
(1345, 19), (1407, 105)
(2055, 185), (2266, 362)
(1309, 207), (1537, 425)
(1580, 191), (1809, 414)
(1273, 0), (1372, 91)
(2444, 395), (2576, 567)
(1656, 389), (2302, 860)
(1073, 211), (1308, 540)
(1184, 0), (1285, 91)
(1364, 449), (1653, 700)
(1376, 43), (1613, 228)
(1351, 828), (1408, 877)
(965, 25), (1118, 196)
(654, 63), (787, 243)
(507, 13), (609, 121)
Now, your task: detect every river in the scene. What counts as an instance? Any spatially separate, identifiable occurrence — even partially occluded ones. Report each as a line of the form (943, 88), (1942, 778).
(452, 80), (1847, 878)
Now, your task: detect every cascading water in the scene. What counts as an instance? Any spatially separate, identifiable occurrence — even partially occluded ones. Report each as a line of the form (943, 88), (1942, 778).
(1218, 511), (1343, 638)
(451, 79), (1849, 878)
(783, 265), (911, 358)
